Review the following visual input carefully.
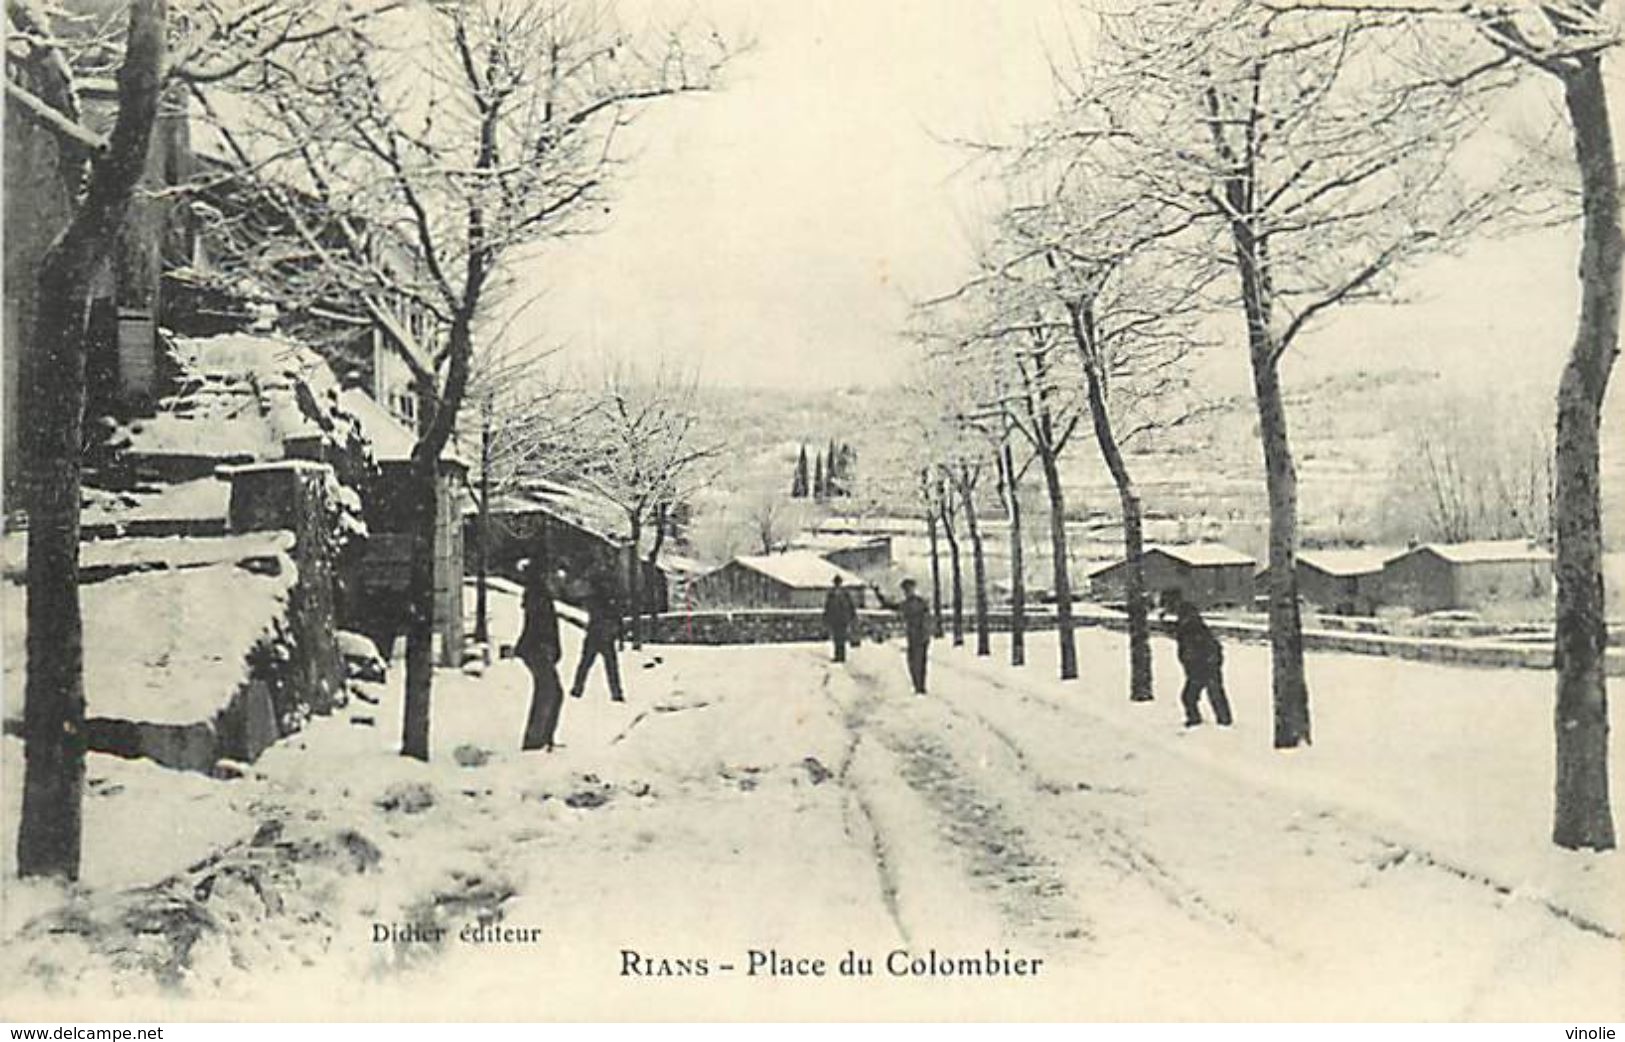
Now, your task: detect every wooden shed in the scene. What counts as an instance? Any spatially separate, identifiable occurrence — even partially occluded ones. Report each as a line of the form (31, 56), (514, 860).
(461, 483), (667, 615)
(1089, 544), (1256, 610)
(789, 533), (894, 576)
(1377, 540), (1553, 614)
(689, 551), (871, 610)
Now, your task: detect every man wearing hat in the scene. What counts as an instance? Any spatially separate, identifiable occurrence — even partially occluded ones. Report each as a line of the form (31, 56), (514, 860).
(822, 574), (858, 662)
(877, 578), (933, 695)
(515, 556), (566, 751)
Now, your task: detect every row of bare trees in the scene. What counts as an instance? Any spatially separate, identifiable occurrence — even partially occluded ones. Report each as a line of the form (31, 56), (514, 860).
(911, 0), (1618, 851)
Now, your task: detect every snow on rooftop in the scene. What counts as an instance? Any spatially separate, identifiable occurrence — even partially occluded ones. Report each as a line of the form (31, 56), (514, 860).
(814, 516), (924, 536)
(1402, 540), (1553, 565)
(1297, 548), (1394, 576)
(527, 480), (627, 542)
(1149, 543), (1256, 567)
(338, 388), (469, 468)
(732, 551), (867, 589)
(790, 532), (891, 551)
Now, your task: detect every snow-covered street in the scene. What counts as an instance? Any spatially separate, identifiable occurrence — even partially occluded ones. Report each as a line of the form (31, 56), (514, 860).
(3, 602), (1621, 1021)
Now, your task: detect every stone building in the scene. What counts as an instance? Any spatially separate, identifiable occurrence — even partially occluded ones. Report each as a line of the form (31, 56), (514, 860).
(689, 551), (870, 610)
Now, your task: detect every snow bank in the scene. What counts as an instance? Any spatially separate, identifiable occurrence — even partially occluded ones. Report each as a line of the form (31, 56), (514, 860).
(3, 555), (295, 728)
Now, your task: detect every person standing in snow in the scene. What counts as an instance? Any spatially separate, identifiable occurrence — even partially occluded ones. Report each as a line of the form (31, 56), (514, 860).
(1164, 590), (1233, 728)
(875, 578), (932, 695)
(822, 574), (858, 662)
(516, 557), (566, 751)
(570, 565), (625, 703)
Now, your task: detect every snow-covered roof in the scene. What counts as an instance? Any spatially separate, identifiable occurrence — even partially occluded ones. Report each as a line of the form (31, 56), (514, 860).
(337, 387), (465, 467)
(458, 481), (626, 544)
(525, 480), (627, 542)
(1149, 544), (1256, 567)
(730, 551), (868, 590)
(338, 387), (416, 462)
(1297, 548), (1393, 577)
(1088, 543), (1255, 578)
(1396, 540), (1553, 565)
(814, 516), (924, 537)
(791, 532), (891, 552)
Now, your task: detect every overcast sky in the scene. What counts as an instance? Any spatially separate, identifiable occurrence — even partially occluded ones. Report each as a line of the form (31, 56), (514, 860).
(514, 1), (1605, 397)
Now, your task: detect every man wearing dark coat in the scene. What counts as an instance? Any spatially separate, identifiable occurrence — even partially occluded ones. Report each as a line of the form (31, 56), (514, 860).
(822, 574), (858, 662)
(1166, 590), (1233, 728)
(515, 558), (565, 751)
(877, 578), (932, 695)
(569, 566), (625, 703)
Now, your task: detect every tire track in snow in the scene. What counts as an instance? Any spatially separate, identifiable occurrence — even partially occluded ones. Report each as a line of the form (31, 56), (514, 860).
(936, 652), (1623, 946)
(834, 656), (1092, 950)
(816, 666), (911, 948)
(921, 661), (1285, 953)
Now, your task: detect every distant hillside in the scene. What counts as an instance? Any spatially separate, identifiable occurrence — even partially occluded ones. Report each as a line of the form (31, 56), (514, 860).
(695, 366), (1625, 553)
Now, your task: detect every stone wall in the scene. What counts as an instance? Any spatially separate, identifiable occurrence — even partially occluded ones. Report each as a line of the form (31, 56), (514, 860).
(223, 460), (344, 719)
(639, 604), (1624, 675)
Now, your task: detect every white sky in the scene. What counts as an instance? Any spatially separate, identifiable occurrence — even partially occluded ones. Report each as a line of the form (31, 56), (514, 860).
(510, 1), (1610, 397)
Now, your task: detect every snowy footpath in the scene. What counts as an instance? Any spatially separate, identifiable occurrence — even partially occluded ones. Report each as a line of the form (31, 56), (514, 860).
(2, 605), (1621, 1021)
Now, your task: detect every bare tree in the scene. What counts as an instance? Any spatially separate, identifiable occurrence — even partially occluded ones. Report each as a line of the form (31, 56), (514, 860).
(738, 488), (812, 554)
(918, 467), (946, 637)
(917, 286), (1087, 681)
(995, 437), (1033, 667)
(1380, 387), (1554, 545)
(201, 0), (732, 759)
(462, 329), (591, 651)
(946, 459), (992, 657)
(1079, 0), (1520, 746)
(1281, 0), (1620, 845)
(575, 364), (724, 647)
(6, 0), (395, 879)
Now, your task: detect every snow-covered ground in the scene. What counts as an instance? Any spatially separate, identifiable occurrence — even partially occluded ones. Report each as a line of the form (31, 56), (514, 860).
(1, 598), (1620, 1021)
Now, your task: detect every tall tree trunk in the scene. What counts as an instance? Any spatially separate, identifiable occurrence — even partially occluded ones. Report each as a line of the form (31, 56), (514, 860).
(400, 443), (438, 762)
(18, 0), (166, 880)
(473, 412), (491, 649)
(626, 516), (643, 650)
(925, 491), (944, 638)
(1038, 451), (1078, 681)
(1552, 55), (1619, 851)
(940, 498), (964, 647)
(1073, 321), (1152, 702)
(644, 502), (668, 641)
(1232, 224), (1311, 748)
(1003, 443), (1026, 668)
(959, 469), (990, 657)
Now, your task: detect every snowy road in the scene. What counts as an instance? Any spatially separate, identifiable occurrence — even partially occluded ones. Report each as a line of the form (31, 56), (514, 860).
(4, 618), (1622, 1021)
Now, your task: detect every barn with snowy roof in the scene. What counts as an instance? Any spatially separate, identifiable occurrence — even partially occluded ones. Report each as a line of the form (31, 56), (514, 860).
(689, 551), (871, 610)
(1256, 547), (1393, 616)
(1088, 544), (1257, 610)
(1377, 540), (1553, 613)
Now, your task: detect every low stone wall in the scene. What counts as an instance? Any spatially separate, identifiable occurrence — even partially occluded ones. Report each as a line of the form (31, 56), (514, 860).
(640, 606), (1076, 646)
(642, 609), (899, 645)
(1075, 611), (1625, 676)
(638, 605), (1624, 675)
